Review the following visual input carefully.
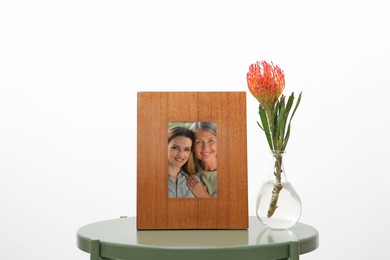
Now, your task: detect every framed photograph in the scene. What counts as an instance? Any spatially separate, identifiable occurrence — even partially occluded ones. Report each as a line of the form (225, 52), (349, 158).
(137, 92), (248, 229)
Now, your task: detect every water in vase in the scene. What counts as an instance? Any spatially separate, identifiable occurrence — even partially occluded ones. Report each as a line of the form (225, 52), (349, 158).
(256, 181), (302, 229)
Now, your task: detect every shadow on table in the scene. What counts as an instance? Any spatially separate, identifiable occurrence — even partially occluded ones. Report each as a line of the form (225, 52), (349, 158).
(137, 229), (248, 247)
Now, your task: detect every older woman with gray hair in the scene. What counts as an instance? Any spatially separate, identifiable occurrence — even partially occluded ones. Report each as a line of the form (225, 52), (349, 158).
(187, 121), (218, 198)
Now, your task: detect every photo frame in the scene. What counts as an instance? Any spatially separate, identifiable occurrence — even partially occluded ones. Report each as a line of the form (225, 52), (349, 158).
(137, 92), (248, 229)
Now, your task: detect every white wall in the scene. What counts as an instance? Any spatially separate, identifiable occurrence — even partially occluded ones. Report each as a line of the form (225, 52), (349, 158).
(1, 0), (389, 259)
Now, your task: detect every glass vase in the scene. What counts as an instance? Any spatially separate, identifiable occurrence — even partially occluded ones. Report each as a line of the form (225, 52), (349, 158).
(256, 151), (302, 229)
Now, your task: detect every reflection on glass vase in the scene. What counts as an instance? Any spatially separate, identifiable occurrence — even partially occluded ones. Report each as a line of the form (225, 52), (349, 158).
(256, 151), (302, 229)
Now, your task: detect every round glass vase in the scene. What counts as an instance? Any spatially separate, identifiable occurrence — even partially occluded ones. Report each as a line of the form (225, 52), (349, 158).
(256, 151), (302, 229)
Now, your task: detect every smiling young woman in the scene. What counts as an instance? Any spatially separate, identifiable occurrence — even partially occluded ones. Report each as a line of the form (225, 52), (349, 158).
(167, 126), (198, 198)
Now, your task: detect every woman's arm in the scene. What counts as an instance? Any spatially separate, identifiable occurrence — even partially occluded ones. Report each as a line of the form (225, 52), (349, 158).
(186, 175), (211, 198)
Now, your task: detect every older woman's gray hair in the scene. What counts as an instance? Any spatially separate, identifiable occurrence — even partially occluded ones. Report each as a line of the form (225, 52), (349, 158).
(190, 122), (217, 136)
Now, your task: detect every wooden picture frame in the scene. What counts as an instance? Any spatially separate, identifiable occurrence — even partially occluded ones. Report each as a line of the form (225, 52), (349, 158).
(137, 92), (248, 230)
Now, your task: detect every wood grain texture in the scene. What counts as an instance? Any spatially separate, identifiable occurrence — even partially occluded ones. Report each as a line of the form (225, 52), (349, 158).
(137, 92), (168, 229)
(166, 92), (199, 229)
(137, 92), (248, 230)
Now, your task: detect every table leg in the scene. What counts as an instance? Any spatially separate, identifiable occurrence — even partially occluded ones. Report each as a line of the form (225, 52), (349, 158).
(288, 241), (300, 260)
(90, 240), (101, 260)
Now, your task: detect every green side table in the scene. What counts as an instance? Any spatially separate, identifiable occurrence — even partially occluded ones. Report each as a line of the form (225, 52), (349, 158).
(77, 216), (319, 260)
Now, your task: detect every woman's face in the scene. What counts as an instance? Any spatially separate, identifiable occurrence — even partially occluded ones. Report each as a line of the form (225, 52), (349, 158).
(193, 129), (217, 163)
(168, 136), (192, 168)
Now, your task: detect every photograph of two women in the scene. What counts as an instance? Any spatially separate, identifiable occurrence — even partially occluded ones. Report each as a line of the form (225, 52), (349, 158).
(168, 121), (218, 199)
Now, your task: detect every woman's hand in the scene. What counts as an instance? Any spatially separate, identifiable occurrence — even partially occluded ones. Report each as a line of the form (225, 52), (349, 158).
(187, 175), (211, 198)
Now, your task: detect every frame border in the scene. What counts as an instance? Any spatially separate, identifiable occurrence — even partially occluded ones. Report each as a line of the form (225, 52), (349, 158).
(137, 92), (248, 229)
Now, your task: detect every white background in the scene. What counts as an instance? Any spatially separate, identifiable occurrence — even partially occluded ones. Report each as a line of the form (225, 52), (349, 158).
(1, 0), (389, 259)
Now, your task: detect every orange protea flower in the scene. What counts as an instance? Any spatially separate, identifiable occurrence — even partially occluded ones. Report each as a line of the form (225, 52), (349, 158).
(246, 60), (302, 219)
(247, 61), (285, 111)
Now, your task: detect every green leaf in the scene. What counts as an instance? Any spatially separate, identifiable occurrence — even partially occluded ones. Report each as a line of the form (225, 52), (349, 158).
(289, 92), (302, 123)
(278, 98), (287, 147)
(256, 121), (265, 131)
(271, 102), (279, 137)
(283, 124), (291, 150)
(271, 102), (279, 150)
(283, 92), (302, 150)
(258, 105), (273, 150)
(285, 93), (295, 116)
(279, 106), (287, 145)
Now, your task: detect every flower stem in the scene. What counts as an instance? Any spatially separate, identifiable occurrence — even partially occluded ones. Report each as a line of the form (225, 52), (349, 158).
(267, 153), (283, 218)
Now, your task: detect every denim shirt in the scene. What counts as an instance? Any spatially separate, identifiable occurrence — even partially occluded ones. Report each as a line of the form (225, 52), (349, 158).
(168, 171), (198, 198)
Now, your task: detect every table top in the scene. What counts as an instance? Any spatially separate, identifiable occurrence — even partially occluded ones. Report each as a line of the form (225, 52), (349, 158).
(77, 216), (319, 260)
